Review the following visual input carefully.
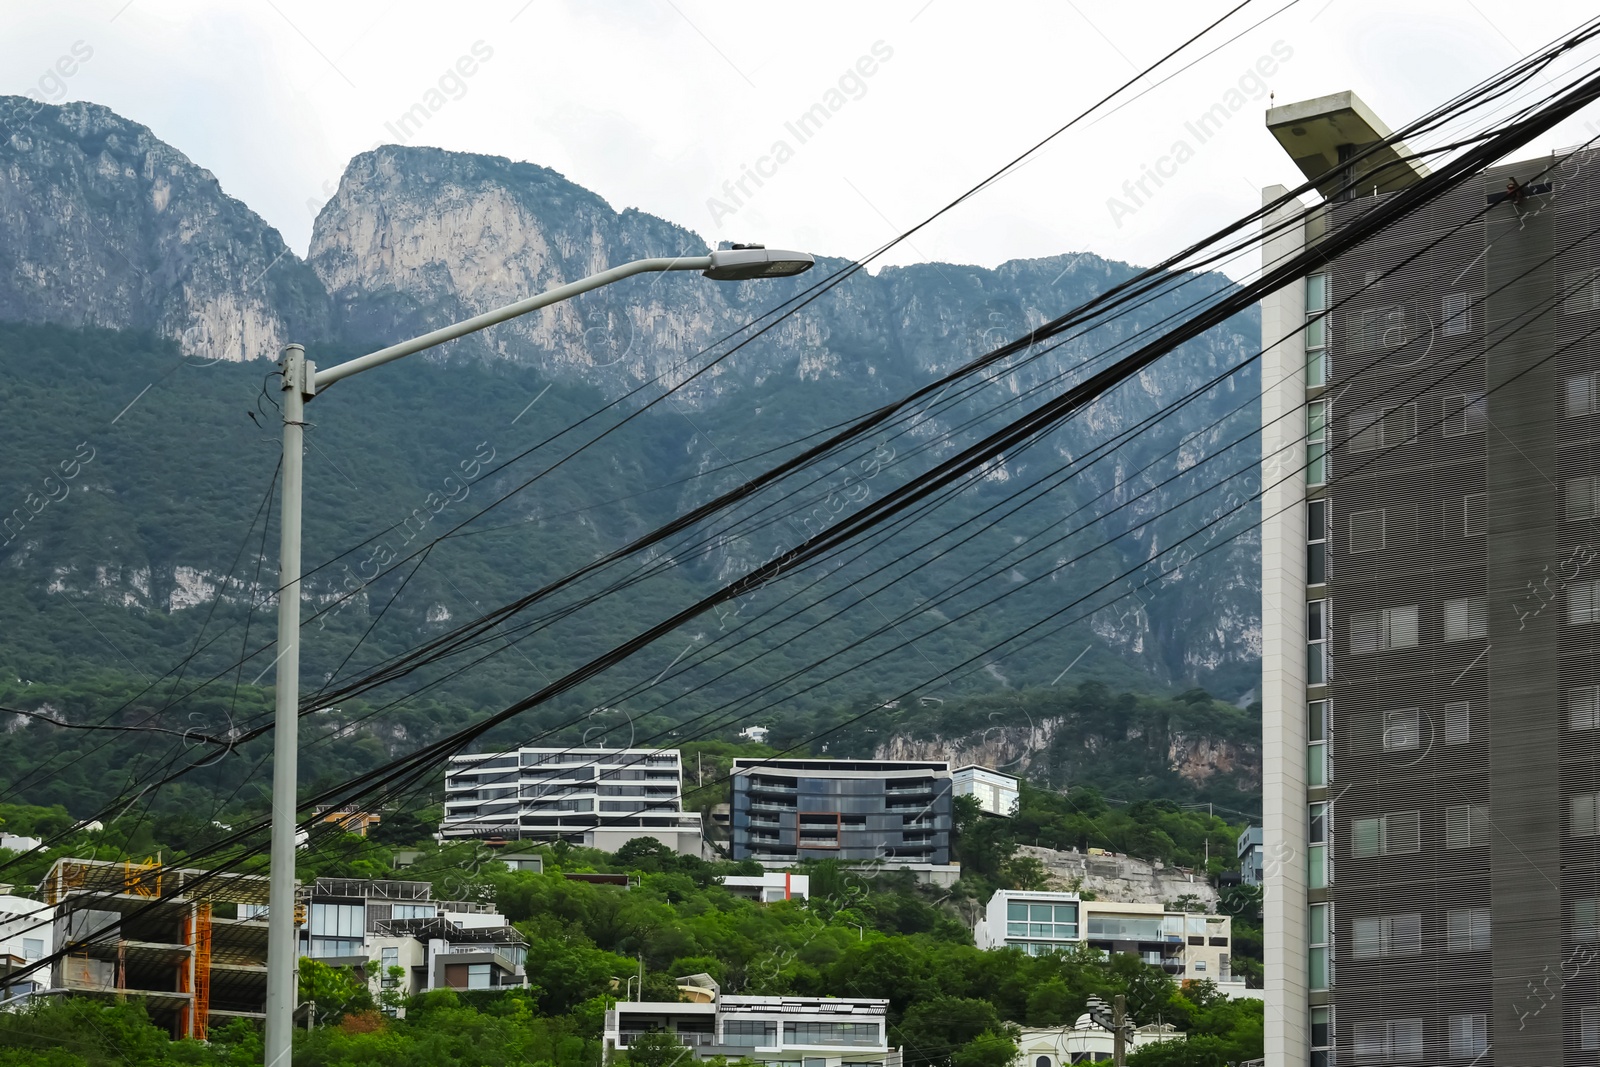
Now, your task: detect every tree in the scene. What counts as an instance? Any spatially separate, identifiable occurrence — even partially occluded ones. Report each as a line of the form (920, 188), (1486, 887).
(623, 1030), (692, 1067)
(298, 957), (375, 1025)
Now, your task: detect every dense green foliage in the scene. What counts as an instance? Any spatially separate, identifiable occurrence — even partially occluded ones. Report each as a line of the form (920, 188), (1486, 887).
(0, 840), (1261, 1067)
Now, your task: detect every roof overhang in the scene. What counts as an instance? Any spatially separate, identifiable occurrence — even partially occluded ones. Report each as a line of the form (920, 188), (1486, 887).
(1266, 91), (1429, 199)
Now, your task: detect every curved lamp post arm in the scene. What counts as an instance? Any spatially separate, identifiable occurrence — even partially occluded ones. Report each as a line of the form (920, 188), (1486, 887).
(312, 255), (712, 391)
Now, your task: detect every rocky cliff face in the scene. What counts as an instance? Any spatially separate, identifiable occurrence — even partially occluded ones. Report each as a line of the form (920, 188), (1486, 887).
(0, 102), (1264, 694)
(0, 97), (329, 361)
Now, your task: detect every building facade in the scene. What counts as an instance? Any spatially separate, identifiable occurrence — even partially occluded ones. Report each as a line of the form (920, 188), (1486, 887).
(729, 759), (953, 870)
(1261, 90), (1600, 1066)
(297, 876), (527, 1001)
(440, 747), (704, 854)
(974, 890), (1238, 984)
(605, 982), (901, 1067)
(1013, 1015), (1184, 1067)
(0, 891), (53, 1004)
(43, 858), (271, 1040)
(1237, 826), (1264, 886)
(952, 765), (1021, 817)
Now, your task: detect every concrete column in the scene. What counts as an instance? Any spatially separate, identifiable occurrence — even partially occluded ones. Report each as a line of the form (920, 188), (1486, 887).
(1259, 185), (1309, 1067)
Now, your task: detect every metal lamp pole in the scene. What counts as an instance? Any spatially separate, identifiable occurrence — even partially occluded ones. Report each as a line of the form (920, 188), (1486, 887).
(262, 246), (813, 1066)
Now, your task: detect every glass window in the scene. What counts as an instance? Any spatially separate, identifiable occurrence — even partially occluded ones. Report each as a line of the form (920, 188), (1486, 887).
(1308, 600), (1329, 686)
(1306, 273), (1329, 313)
(1349, 507), (1385, 554)
(1441, 291), (1473, 336)
(1571, 792), (1600, 837)
(1306, 275), (1329, 388)
(1571, 686), (1600, 730)
(1383, 709), (1420, 752)
(783, 1022), (881, 1047)
(1448, 1015), (1487, 1059)
(1309, 904), (1330, 991)
(1566, 373), (1600, 417)
(1442, 393), (1488, 436)
(1350, 606), (1419, 653)
(467, 963), (491, 990)
(1463, 492), (1486, 537)
(1586, 1006), (1600, 1051)
(1447, 907), (1492, 952)
(1008, 902), (1027, 921)
(724, 1021), (777, 1046)
(1571, 580), (1600, 624)
(21, 937), (42, 960)
(1446, 805), (1489, 849)
(1567, 476), (1600, 522)
(1308, 500), (1329, 584)
(1444, 702), (1471, 744)
(1574, 897), (1600, 942)
(1307, 401), (1328, 486)
(1444, 596), (1488, 641)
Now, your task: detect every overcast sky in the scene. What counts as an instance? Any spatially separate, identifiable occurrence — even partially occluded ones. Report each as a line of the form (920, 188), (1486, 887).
(5, 1), (1598, 280)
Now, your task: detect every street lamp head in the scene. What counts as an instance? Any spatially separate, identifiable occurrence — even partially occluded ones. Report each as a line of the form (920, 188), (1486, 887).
(703, 244), (815, 281)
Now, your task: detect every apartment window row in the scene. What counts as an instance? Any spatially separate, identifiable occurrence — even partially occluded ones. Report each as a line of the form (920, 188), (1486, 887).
(1351, 913), (1420, 959)
(1345, 495), (1484, 550)
(1350, 605), (1419, 653)
(1380, 704), (1473, 750)
(1353, 1014), (1488, 1063)
(1350, 812), (1420, 857)
(1346, 598), (1489, 652)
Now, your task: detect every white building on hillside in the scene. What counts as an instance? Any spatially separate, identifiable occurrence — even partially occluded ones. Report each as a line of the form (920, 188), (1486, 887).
(1014, 1013), (1184, 1067)
(952, 765), (1020, 816)
(441, 747), (704, 855)
(0, 892), (52, 1004)
(606, 980), (900, 1067)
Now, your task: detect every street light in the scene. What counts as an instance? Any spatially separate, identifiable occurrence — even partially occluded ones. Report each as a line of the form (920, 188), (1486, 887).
(262, 246), (812, 1067)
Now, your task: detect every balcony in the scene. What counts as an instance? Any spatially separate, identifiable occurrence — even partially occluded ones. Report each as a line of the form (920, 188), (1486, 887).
(619, 1031), (718, 1049)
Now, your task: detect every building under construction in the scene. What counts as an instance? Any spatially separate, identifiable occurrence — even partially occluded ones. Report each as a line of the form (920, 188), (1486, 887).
(44, 857), (272, 1040)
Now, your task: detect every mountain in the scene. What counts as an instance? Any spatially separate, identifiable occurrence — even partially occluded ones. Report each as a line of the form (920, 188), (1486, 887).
(0, 97), (1263, 733)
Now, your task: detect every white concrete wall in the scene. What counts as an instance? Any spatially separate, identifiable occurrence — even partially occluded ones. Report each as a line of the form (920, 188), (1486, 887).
(1259, 185), (1309, 1067)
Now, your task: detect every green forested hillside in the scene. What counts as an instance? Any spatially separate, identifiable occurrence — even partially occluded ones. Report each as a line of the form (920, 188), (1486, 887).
(0, 812), (1263, 1067)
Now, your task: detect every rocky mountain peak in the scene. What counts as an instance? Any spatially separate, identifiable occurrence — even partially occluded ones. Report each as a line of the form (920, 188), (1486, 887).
(0, 96), (329, 362)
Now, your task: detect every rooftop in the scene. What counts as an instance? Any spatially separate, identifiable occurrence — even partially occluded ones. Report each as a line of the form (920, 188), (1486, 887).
(1265, 90), (1430, 199)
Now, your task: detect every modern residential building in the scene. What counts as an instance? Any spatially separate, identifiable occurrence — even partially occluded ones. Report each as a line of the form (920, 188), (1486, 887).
(1081, 901), (1234, 984)
(42, 857), (271, 1039)
(296, 877), (527, 999)
(1260, 89), (1600, 1066)
(0, 890), (52, 1005)
(605, 977), (901, 1067)
(952, 764), (1021, 817)
(719, 871), (810, 903)
(1236, 826), (1263, 886)
(440, 747), (704, 855)
(974, 889), (1082, 956)
(729, 758), (954, 875)
(973, 890), (1238, 984)
(1013, 1012), (1184, 1067)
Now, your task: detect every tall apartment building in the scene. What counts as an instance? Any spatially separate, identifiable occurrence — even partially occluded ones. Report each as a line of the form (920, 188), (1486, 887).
(1261, 90), (1600, 1066)
(729, 759), (954, 876)
(440, 747), (704, 855)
